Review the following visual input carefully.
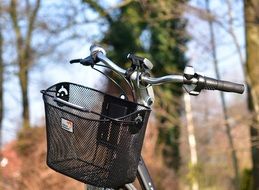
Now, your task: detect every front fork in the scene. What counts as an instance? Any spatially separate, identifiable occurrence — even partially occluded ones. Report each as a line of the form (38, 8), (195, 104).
(137, 156), (156, 190)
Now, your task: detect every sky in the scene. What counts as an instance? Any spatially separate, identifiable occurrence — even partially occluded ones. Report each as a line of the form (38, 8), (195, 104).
(185, 0), (246, 105)
(1, 0), (246, 144)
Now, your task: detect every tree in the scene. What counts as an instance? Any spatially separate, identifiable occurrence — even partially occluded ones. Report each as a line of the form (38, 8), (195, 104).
(184, 93), (199, 190)
(205, 1), (240, 189)
(148, 1), (188, 171)
(0, 0), (4, 160)
(244, 1), (259, 189)
(6, 0), (93, 130)
(8, 0), (41, 129)
(83, 0), (189, 173)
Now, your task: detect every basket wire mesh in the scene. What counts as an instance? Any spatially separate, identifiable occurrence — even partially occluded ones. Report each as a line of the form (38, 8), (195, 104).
(42, 82), (151, 188)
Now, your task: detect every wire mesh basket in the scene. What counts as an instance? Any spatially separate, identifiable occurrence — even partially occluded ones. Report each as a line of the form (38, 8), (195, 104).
(41, 82), (151, 188)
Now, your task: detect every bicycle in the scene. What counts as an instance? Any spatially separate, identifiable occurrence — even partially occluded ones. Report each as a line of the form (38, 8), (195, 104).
(41, 45), (244, 190)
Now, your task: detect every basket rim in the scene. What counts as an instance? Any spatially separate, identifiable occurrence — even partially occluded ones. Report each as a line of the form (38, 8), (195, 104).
(41, 81), (151, 110)
(41, 82), (151, 123)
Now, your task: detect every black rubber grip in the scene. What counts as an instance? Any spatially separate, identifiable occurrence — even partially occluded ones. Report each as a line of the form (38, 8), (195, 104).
(69, 56), (94, 66)
(203, 76), (244, 94)
(69, 59), (81, 64)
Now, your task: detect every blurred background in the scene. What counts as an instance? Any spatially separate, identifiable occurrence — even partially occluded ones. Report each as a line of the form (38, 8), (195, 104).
(0, 0), (258, 190)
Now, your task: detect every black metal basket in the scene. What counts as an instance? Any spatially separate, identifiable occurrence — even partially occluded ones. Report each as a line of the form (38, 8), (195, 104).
(41, 82), (151, 188)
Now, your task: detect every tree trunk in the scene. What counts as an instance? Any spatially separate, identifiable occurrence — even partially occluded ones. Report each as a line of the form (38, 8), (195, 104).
(206, 1), (240, 189)
(9, 0), (41, 129)
(184, 93), (199, 190)
(244, 1), (259, 189)
(0, 2), (4, 152)
(19, 66), (30, 129)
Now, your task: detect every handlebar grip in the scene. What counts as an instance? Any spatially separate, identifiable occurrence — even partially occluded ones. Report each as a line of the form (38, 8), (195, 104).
(70, 59), (81, 64)
(202, 76), (245, 94)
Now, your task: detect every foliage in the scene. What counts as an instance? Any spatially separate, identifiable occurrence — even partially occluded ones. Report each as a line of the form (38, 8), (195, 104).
(240, 169), (253, 190)
(186, 162), (202, 186)
(2, 126), (84, 190)
(244, 1), (259, 188)
(102, 1), (146, 64)
(147, 1), (189, 171)
(15, 127), (43, 156)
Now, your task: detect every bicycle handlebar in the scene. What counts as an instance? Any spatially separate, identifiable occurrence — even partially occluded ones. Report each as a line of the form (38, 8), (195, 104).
(72, 44), (245, 95)
(96, 51), (127, 75)
(141, 74), (244, 94)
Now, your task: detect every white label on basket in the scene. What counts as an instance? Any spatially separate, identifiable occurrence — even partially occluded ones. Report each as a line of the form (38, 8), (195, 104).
(61, 118), (73, 133)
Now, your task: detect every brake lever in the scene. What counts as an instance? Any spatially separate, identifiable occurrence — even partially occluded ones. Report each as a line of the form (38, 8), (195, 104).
(127, 54), (153, 70)
(69, 56), (95, 66)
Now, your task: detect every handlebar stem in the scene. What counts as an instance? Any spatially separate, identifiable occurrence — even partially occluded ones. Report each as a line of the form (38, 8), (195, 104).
(130, 71), (155, 107)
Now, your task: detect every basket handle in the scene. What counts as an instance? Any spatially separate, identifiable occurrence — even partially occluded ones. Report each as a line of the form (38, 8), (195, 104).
(53, 97), (146, 125)
(54, 97), (90, 112)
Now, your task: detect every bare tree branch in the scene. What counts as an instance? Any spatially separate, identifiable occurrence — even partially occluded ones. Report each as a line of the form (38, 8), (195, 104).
(9, 0), (23, 58)
(84, 0), (114, 24)
(25, 0), (41, 66)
